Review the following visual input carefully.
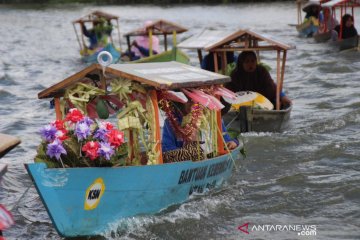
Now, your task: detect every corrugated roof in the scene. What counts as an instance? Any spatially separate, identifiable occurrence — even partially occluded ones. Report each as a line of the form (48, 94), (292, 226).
(38, 62), (230, 99)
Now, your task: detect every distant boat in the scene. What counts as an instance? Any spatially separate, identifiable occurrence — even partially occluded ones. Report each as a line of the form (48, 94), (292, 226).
(26, 61), (243, 238)
(72, 11), (122, 64)
(294, 0), (327, 37)
(319, 0), (360, 51)
(179, 29), (295, 133)
(123, 19), (190, 64)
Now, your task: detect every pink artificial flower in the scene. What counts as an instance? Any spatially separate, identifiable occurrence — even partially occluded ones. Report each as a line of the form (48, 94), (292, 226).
(104, 122), (114, 130)
(106, 129), (124, 148)
(82, 141), (100, 161)
(99, 121), (114, 130)
(55, 129), (69, 142)
(52, 119), (66, 131)
(65, 108), (84, 124)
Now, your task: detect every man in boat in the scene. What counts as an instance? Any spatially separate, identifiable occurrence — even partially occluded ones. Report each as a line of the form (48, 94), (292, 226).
(333, 14), (358, 40)
(81, 18), (113, 50)
(223, 51), (292, 112)
(162, 101), (238, 163)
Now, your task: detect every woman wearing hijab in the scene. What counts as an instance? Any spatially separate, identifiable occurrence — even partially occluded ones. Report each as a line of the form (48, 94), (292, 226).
(224, 51), (291, 110)
(334, 14), (358, 40)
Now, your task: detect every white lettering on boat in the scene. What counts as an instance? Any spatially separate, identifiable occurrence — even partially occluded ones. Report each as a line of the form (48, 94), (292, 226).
(178, 159), (232, 185)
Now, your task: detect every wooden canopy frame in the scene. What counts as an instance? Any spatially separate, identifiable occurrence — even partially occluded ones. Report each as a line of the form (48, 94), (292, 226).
(72, 10), (122, 53)
(203, 29), (295, 110)
(124, 19), (188, 59)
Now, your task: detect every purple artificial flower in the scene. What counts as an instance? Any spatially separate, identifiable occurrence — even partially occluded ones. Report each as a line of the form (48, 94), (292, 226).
(98, 142), (114, 160)
(75, 122), (91, 141)
(46, 139), (67, 160)
(40, 124), (57, 142)
(79, 117), (94, 127)
(94, 127), (109, 142)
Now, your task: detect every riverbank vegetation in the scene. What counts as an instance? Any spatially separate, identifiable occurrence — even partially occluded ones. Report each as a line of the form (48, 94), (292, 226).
(1, 0), (291, 4)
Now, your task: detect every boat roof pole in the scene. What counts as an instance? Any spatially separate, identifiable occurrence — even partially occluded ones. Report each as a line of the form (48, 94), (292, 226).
(116, 18), (122, 50)
(172, 30), (177, 48)
(276, 49), (281, 110)
(164, 33), (168, 51)
(126, 35), (132, 60)
(73, 23), (83, 52)
(79, 22), (87, 54)
(213, 51), (219, 73)
(149, 29), (153, 57)
(54, 98), (63, 120)
(297, 1), (302, 25)
(254, 39), (260, 62)
(340, 6), (344, 39)
(149, 90), (163, 164)
(197, 49), (203, 66)
(280, 50), (287, 101)
(221, 51), (227, 75)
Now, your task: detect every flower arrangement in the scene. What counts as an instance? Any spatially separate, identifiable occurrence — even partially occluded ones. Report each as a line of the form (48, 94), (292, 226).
(35, 108), (127, 168)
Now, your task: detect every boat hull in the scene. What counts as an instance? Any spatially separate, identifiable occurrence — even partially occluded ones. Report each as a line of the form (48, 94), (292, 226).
(313, 31), (332, 43)
(25, 147), (241, 237)
(336, 36), (359, 51)
(224, 105), (292, 132)
(81, 44), (121, 64)
(131, 48), (190, 64)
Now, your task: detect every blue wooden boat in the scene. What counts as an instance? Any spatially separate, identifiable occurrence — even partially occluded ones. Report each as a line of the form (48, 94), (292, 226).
(27, 61), (242, 237)
(26, 148), (240, 237)
(72, 11), (122, 64)
(81, 43), (121, 63)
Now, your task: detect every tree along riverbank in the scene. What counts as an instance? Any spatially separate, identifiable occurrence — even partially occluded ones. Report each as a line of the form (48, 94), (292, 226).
(1, 0), (292, 4)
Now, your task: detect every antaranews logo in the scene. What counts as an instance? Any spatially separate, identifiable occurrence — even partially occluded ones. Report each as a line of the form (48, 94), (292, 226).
(238, 223), (317, 236)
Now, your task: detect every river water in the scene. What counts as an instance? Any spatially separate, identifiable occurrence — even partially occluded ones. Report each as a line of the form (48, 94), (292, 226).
(1, 2), (360, 240)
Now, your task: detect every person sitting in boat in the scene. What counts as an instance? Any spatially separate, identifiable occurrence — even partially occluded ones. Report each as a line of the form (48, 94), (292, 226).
(162, 101), (238, 163)
(201, 51), (237, 75)
(224, 51), (291, 111)
(121, 21), (160, 61)
(130, 39), (159, 59)
(301, 3), (321, 37)
(81, 18), (113, 50)
(318, 8), (338, 33)
(333, 14), (358, 40)
(131, 21), (160, 60)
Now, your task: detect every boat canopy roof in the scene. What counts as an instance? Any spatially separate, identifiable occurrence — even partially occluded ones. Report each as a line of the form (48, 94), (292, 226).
(201, 29), (295, 52)
(72, 10), (119, 24)
(124, 19), (188, 37)
(178, 29), (234, 50)
(38, 62), (230, 99)
(322, 0), (360, 8)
